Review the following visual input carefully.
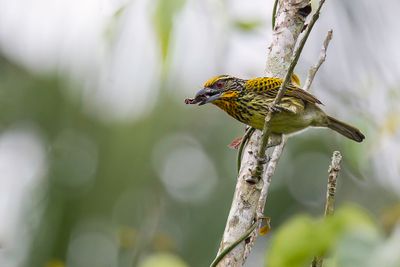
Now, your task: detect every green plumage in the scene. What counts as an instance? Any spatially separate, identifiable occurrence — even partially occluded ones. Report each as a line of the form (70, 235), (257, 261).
(192, 75), (365, 142)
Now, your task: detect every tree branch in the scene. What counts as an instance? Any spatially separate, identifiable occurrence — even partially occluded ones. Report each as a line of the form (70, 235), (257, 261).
(243, 0), (327, 256)
(272, 0), (279, 29)
(325, 151), (342, 215)
(311, 151), (342, 267)
(303, 30), (333, 91)
(213, 1), (315, 266)
(214, 1), (333, 263)
(210, 216), (268, 267)
(236, 132), (282, 173)
(254, 0), (327, 183)
(245, 27), (333, 259)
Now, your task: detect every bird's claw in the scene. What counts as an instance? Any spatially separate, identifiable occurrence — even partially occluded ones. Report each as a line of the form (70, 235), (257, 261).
(246, 169), (262, 184)
(228, 136), (243, 149)
(245, 176), (259, 184)
(256, 212), (270, 221)
(269, 105), (282, 113)
(256, 154), (270, 164)
(245, 155), (269, 184)
(269, 104), (295, 114)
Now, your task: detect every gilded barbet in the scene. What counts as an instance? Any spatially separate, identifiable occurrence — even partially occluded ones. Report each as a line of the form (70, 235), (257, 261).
(185, 75), (365, 142)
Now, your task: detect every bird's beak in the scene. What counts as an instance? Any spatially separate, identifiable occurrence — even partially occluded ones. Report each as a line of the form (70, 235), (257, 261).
(194, 87), (222, 105)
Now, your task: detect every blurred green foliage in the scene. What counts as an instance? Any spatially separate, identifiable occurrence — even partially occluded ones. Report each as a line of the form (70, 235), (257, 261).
(153, 0), (186, 61)
(267, 205), (378, 267)
(1, 48), (399, 266)
(1, 1), (400, 266)
(232, 20), (263, 32)
(0, 55), (239, 267)
(138, 253), (188, 267)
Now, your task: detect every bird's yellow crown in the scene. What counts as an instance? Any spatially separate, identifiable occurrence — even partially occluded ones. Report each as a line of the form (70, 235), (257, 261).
(203, 75), (232, 88)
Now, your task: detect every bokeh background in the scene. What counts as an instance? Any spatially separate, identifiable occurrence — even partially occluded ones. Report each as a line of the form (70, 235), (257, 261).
(0, 0), (400, 266)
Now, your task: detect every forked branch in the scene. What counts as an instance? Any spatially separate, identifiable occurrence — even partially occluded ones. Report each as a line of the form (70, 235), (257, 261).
(213, 0), (331, 266)
(244, 27), (334, 259)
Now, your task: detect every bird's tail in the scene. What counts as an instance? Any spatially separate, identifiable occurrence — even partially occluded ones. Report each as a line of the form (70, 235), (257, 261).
(327, 116), (365, 142)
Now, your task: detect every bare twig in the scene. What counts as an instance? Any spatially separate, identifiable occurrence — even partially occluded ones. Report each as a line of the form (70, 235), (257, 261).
(272, 0), (279, 29)
(303, 30), (333, 93)
(237, 127), (255, 172)
(325, 151), (342, 216)
(311, 151), (342, 267)
(303, 30), (333, 91)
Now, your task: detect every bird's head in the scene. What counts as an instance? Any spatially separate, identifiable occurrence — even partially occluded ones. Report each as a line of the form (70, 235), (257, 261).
(189, 75), (245, 106)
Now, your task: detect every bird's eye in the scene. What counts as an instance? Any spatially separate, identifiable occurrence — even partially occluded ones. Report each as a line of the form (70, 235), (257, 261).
(216, 81), (224, 89)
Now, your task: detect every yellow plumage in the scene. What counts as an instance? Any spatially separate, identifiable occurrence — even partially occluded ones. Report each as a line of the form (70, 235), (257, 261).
(188, 75), (365, 142)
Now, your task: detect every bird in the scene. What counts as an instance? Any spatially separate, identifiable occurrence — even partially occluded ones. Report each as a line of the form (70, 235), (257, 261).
(185, 75), (365, 142)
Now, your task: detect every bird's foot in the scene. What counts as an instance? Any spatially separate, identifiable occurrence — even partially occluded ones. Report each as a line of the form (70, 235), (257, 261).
(245, 155), (269, 184)
(270, 104), (295, 114)
(269, 104), (283, 113)
(228, 136), (243, 149)
(256, 154), (270, 165)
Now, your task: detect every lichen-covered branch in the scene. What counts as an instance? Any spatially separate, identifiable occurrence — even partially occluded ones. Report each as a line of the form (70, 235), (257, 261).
(213, 1), (312, 266)
(259, 29), (333, 214)
(214, 0), (334, 265)
(325, 151), (342, 216)
(311, 151), (342, 267)
(210, 217), (266, 267)
(254, 0), (327, 182)
(245, 24), (333, 260)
